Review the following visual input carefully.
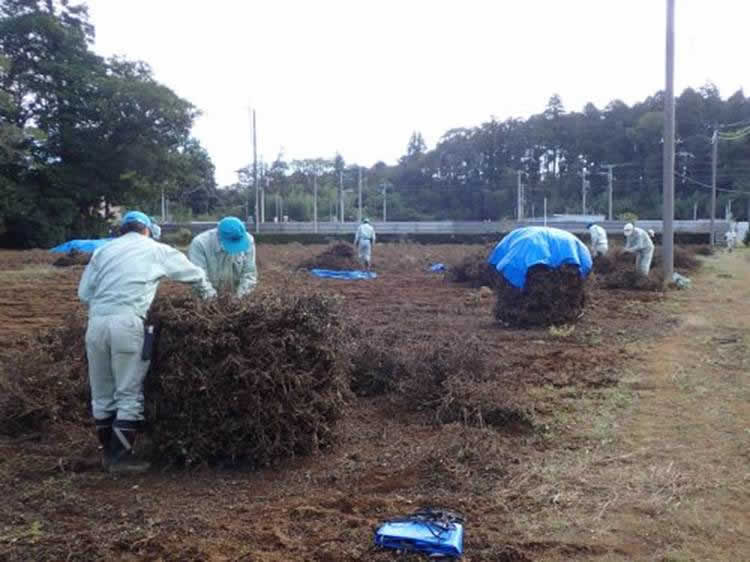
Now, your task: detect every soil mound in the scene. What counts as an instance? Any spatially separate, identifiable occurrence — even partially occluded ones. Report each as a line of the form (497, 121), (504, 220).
(299, 243), (359, 270)
(494, 264), (587, 327)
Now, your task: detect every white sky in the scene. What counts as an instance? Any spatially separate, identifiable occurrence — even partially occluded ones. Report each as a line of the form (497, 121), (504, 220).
(86, 0), (748, 186)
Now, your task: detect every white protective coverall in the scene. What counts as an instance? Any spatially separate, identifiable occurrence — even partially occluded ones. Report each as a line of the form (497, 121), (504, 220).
(78, 232), (215, 423)
(724, 230), (737, 251)
(624, 227), (655, 276)
(187, 228), (257, 297)
(589, 225), (608, 257)
(354, 223), (376, 267)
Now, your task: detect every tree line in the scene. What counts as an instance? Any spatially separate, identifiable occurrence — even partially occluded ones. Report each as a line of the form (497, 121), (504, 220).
(2, 1), (749, 248)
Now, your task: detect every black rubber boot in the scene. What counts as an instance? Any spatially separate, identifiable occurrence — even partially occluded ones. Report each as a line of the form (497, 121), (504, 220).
(109, 421), (151, 474)
(95, 415), (115, 470)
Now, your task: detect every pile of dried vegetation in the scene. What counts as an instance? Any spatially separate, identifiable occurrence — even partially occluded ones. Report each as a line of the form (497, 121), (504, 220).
(448, 251), (501, 288)
(52, 249), (91, 267)
(593, 245), (701, 291)
(1, 292), (351, 467)
(299, 242), (359, 270)
(350, 336), (532, 430)
(493, 264), (588, 327)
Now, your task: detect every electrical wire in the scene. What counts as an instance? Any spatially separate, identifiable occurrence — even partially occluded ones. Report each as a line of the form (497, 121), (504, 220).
(674, 171), (749, 195)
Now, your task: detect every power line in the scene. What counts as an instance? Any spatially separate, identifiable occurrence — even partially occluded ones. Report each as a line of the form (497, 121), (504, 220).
(674, 171), (749, 195)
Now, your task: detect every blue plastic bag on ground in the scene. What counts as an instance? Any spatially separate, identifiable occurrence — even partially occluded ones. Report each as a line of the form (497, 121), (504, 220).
(374, 508), (464, 558)
(487, 226), (592, 289)
(429, 263), (446, 272)
(50, 238), (113, 254)
(310, 269), (377, 280)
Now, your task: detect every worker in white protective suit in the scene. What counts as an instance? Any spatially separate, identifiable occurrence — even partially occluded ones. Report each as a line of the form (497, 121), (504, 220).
(724, 229), (737, 252)
(586, 223), (608, 258)
(78, 211), (215, 473)
(354, 218), (376, 270)
(623, 222), (655, 276)
(149, 219), (161, 241)
(188, 216), (257, 297)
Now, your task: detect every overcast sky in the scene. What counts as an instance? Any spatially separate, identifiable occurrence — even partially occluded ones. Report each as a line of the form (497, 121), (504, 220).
(86, 0), (747, 186)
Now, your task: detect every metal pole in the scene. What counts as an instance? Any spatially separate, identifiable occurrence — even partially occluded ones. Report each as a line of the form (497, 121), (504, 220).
(358, 167), (363, 222)
(662, 0), (676, 283)
(161, 187), (166, 223)
(543, 197), (547, 227)
(710, 129), (718, 246)
(253, 109), (258, 233)
(313, 175), (318, 233)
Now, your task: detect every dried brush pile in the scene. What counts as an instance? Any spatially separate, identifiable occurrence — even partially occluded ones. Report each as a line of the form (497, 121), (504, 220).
(350, 336), (532, 430)
(448, 251), (501, 288)
(493, 264), (587, 327)
(145, 293), (349, 466)
(1, 293), (351, 468)
(593, 245), (701, 291)
(0, 314), (89, 437)
(299, 243), (359, 270)
(52, 249), (91, 267)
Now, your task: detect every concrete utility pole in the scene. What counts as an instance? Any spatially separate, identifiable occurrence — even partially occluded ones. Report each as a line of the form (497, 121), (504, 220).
(580, 167), (589, 215)
(516, 171), (524, 220)
(313, 174), (318, 233)
(252, 109), (258, 232)
(339, 170), (344, 223)
(600, 164), (615, 220)
(710, 129), (718, 246)
(382, 183), (387, 222)
(662, 0), (676, 283)
(358, 167), (363, 222)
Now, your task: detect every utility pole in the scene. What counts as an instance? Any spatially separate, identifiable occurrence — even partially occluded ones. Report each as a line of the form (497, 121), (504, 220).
(543, 197), (547, 227)
(339, 170), (344, 223)
(516, 171), (524, 221)
(662, 0), (676, 283)
(161, 187), (166, 223)
(382, 183), (387, 222)
(710, 129), (718, 246)
(358, 167), (363, 222)
(313, 174), (318, 233)
(580, 167), (589, 215)
(252, 109), (258, 232)
(600, 164), (615, 220)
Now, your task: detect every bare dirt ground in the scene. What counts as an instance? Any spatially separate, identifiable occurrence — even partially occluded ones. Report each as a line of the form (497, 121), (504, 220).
(0, 243), (747, 561)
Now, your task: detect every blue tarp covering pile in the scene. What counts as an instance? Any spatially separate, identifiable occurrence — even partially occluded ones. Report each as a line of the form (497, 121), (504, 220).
(487, 226), (592, 289)
(428, 263), (446, 272)
(310, 269), (377, 280)
(50, 238), (113, 254)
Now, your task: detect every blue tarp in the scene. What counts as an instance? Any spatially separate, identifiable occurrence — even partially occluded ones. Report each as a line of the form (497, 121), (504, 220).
(50, 238), (114, 254)
(375, 520), (464, 557)
(429, 263), (446, 272)
(487, 226), (592, 289)
(310, 269), (377, 280)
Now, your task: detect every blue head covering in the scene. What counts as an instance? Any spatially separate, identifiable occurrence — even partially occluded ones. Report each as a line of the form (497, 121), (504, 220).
(121, 211), (152, 229)
(217, 217), (250, 254)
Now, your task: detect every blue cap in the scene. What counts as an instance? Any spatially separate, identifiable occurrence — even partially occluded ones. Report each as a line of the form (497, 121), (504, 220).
(121, 211), (152, 229)
(217, 216), (249, 254)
